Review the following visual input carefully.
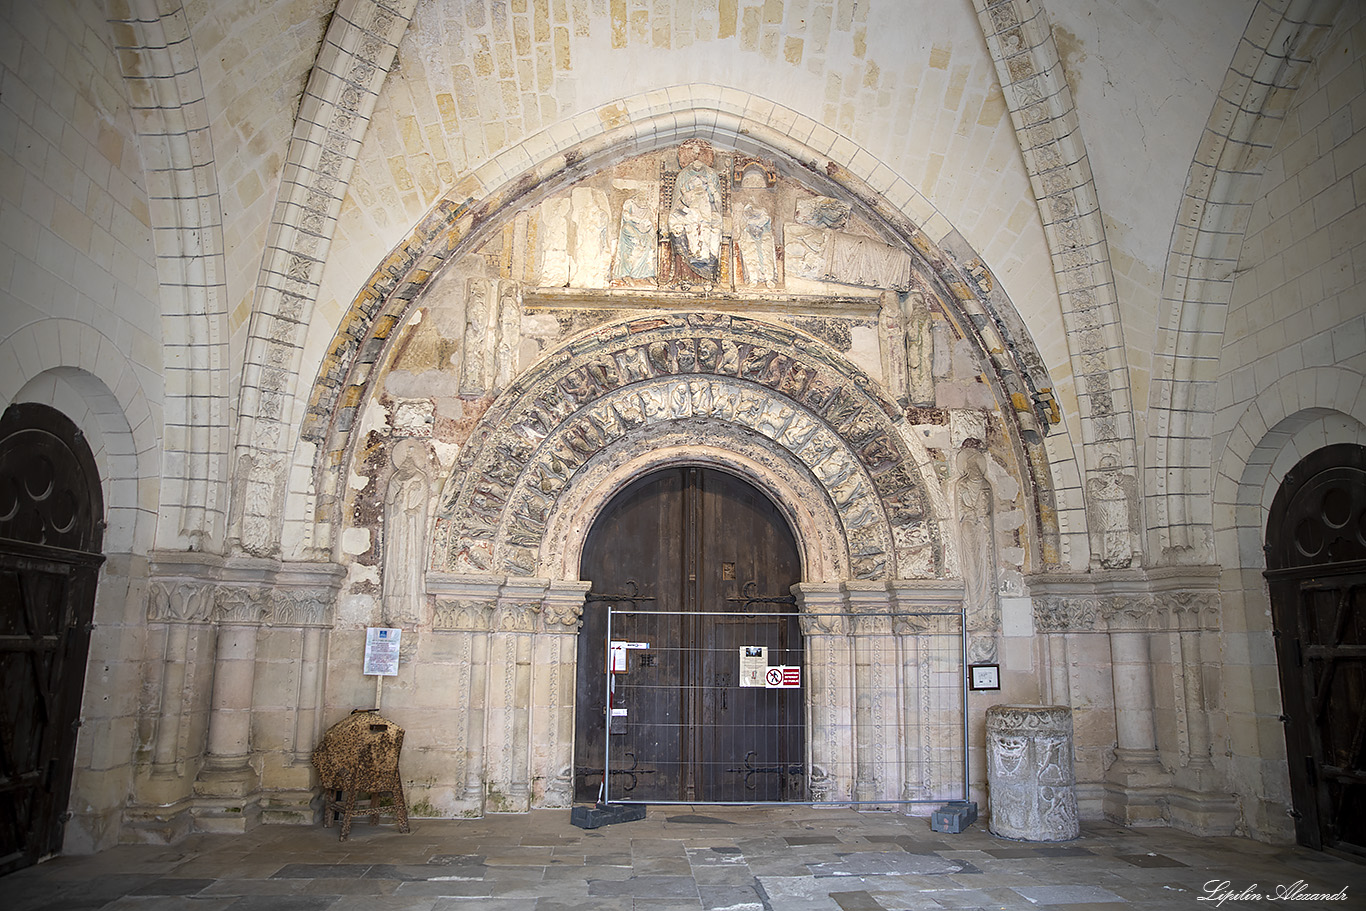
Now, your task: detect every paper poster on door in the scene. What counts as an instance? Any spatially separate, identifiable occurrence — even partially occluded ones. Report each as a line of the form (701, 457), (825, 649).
(739, 646), (768, 686)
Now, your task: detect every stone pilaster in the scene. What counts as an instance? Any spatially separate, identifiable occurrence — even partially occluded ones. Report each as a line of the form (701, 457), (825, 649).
(533, 581), (589, 808)
(890, 580), (967, 805)
(428, 573), (501, 818)
(794, 583), (852, 803)
(485, 578), (547, 813)
(846, 582), (895, 805)
(257, 561), (343, 825)
(124, 552), (221, 843)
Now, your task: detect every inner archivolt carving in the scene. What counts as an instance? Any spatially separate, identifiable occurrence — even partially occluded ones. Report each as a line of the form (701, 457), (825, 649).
(432, 313), (942, 580)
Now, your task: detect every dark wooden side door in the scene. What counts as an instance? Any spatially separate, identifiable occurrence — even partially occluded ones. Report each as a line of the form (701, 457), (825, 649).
(0, 403), (104, 876)
(1266, 443), (1366, 856)
(574, 466), (803, 803)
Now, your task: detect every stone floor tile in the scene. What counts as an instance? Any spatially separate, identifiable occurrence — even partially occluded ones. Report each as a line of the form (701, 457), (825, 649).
(127, 877), (216, 895)
(1010, 883), (1127, 904)
(221, 898), (339, 911)
(588, 874), (701, 898)
(198, 878), (314, 897)
(328, 897), (439, 911)
(299, 877), (400, 895)
(690, 864), (757, 885)
(697, 882), (764, 909)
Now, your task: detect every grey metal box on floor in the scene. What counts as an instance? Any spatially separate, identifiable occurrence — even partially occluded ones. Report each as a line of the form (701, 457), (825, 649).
(930, 800), (979, 834)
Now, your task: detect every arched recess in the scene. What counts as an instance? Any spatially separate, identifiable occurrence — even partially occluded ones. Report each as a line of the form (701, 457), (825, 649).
(0, 320), (158, 556)
(295, 102), (1067, 573)
(431, 313), (943, 584)
(1211, 365), (1366, 842)
(1148, 0), (1344, 564)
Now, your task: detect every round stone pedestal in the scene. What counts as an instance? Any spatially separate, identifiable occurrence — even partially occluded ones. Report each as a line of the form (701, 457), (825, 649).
(985, 704), (1079, 841)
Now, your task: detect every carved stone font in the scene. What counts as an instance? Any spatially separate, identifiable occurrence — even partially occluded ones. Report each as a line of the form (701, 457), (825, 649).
(986, 704), (1079, 841)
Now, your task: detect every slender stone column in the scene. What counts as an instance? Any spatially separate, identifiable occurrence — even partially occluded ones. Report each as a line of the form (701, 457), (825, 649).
(794, 583), (852, 803)
(895, 617), (925, 801)
(533, 581), (589, 807)
(192, 579), (268, 833)
(1109, 629), (1156, 757)
(1179, 629), (1211, 768)
(153, 623), (191, 771)
(295, 626), (325, 763)
(1047, 635), (1069, 707)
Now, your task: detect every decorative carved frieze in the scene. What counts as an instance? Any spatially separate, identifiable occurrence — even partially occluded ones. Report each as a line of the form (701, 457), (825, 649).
(1033, 595), (1102, 633)
(147, 556), (342, 628)
(1030, 586), (1221, 633)
(268, 588), (334, 628)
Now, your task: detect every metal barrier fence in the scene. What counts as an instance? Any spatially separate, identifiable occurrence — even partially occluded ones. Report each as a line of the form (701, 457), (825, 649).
(599, 607), (966, 806)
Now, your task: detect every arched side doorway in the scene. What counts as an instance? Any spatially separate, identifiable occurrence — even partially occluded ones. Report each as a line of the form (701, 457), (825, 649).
(574, 466), (803, 804)
(0, 403), (104, 875)
(1265, 443), (1366, 856)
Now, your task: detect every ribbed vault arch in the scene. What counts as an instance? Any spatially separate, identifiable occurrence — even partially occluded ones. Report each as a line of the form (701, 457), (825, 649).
(1147, 0), (1344, 563)
(106, 0), (230, 551)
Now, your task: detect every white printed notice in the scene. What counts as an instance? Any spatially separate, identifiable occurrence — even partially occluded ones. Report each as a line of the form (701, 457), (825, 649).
(739, 646), (768, 687)
(364, 627), (402, 676)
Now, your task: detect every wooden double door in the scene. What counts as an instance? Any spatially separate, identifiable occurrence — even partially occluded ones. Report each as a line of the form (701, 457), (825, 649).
(574, 467), (804, 803)
(0, 404), (104, 875)
(1266, 443), (1366, 856)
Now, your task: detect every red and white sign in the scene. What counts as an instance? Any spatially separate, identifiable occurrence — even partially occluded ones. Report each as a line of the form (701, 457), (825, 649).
(765, 665), (800, 688)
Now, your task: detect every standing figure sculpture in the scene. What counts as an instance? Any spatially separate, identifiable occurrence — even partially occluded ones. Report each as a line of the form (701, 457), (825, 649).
(383, 441), (432, 630)
(613, 194), (657, 284)
(737, 202), (778, 287)
(957, 454), (1000, 649)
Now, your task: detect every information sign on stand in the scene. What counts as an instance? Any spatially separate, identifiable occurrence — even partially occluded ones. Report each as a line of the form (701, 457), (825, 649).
(364, 627), (402, 676)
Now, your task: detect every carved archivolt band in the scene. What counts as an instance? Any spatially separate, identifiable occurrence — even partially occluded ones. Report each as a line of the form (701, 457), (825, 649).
(434, 313), (940, 582)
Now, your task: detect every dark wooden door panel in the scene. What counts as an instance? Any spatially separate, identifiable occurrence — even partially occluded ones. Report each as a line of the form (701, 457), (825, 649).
(574, 466), (802, 804)
(1267, 443), (1366, 856)
(0, 404), (104, 876)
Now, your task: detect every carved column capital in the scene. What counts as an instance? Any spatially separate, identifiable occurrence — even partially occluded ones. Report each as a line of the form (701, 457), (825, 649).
(432, 598), (495, 632)
(793, 582), (847, 636)
(147, 580), (216, 623)
(540, 580), (591, 631)
(213, 585), (270, 626)
(1032, 595), (1103, 633)
(1156, 590), (1221, 631)
(1100, 595), (1161, 631)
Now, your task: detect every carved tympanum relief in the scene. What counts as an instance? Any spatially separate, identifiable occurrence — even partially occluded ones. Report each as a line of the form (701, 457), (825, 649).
(343, 141), (1042, 620)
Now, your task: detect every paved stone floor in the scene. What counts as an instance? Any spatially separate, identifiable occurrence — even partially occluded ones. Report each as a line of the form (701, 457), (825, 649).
(8, 805), (1366, 910)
